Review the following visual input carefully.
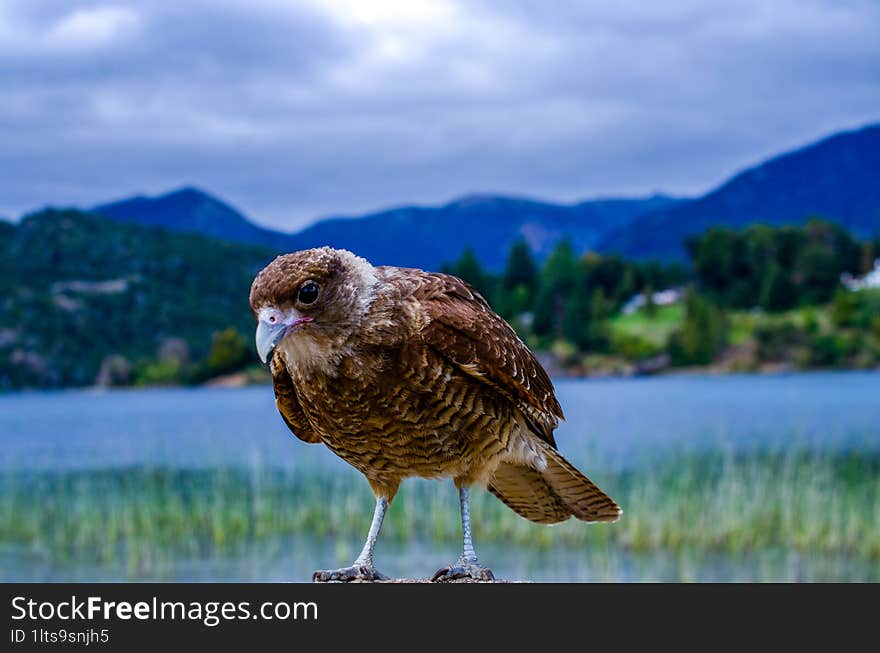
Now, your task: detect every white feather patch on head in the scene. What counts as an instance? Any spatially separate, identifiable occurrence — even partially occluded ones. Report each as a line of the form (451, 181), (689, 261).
(335, 248), (379, 314)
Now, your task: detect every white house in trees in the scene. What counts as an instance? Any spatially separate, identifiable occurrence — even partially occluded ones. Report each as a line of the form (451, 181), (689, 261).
(841, 260), (880, 291)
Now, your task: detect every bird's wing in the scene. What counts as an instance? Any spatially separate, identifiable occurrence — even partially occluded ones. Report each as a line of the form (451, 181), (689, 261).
(270, 350), (322, 444)
(409, 271), (563, 446)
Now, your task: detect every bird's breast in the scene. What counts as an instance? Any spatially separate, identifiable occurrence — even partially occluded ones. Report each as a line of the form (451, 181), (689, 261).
(285, 345), (521, 481)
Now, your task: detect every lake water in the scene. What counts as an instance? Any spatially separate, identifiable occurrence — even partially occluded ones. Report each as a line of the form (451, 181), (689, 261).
(1, 371), (879, 582)
(1, 371), (878, 472)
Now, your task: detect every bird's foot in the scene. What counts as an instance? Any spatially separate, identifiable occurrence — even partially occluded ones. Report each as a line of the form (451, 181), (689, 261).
(431, 559), (495, 583)
(312, 564), (389, 583)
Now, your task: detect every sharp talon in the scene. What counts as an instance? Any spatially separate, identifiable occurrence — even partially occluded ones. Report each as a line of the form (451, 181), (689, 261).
(312, 564), (389, 583)
(431, 564), (495, 582)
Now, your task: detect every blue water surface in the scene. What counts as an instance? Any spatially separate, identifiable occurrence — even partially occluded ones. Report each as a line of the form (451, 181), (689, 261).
(1, 370), (877, 472)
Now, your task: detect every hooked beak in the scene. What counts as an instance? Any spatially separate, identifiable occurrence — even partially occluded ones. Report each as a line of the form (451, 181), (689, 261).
(255, 314), (313, 364)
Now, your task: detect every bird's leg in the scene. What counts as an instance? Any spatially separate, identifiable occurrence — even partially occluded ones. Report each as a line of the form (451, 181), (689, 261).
(432, 486), (495, 582)
(313, 496), (390, 582)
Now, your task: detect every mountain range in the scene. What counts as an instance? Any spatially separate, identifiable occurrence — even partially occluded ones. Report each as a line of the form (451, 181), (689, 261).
(598, 123), (880, 259)
(94, 189), (681, 270)
(90, 121), (880, 267)
(94, 188), (295, 253)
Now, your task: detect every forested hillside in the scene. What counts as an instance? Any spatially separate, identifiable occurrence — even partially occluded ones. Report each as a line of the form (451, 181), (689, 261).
(0, 210), (275, 388)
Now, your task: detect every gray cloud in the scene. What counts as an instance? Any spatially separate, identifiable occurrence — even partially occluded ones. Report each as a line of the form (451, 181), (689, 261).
(1, 0), (878, 229)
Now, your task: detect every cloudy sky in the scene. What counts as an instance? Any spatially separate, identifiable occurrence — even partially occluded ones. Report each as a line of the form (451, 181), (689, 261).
(1, 0), (878, 230)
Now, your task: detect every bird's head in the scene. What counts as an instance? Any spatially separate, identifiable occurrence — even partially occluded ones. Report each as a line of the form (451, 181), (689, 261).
(249, 247), (379, 366)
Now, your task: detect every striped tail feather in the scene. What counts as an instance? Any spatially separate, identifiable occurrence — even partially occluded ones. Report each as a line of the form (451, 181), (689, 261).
(488, 463), (571, 524)
(539, 443), (622, 523)
(489, 443), (622, 524)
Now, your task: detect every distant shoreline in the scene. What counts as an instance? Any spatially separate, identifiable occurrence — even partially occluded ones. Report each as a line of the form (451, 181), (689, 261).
(4, 363), (879, 395)
(159, 359), (880, 387)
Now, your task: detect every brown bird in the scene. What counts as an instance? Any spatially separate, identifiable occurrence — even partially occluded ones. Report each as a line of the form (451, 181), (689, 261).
(250, 246), (621, 582)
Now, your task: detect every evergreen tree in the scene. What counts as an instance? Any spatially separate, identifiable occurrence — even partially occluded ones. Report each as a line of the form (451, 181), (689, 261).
(561, 290), (591, 349)
(497, 239), (538, 318)
(667, 289), (728, 365)
(759, 264), (795, 311)
(745, 225), (777, 284)
(644, 284), (657, 318)
(561, 286), (610, 352)
(797, 243), (840, 305)
(447, 247), (492, 298)
(620, 267), (638, 305)
(533, 239), (578, 337)
(861, 241), (877, 275)
(503, 239), (538, 295)
(587, 287), (611, 351)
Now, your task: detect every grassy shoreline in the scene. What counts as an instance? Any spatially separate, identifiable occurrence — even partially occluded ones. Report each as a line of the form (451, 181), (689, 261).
(2, 451), (878, 575)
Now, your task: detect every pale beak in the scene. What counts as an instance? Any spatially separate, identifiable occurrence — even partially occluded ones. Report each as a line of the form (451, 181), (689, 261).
(255, 314), (313, 364)
(255, 319), (286, 364)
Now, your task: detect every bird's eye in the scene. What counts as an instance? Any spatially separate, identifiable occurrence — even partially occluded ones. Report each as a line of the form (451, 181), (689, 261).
(298, 281), (319, 305)
(268, 314), (277, 324)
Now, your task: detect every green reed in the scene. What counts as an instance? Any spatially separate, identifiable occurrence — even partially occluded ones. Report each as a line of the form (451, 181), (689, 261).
(1, 451), (878, 571)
